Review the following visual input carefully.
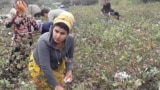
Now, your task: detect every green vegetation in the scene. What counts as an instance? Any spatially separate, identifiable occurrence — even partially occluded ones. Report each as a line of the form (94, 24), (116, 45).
(0, 0), (160, 89)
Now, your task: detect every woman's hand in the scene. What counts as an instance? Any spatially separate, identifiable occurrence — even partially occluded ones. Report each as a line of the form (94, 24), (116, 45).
(55, 85), (64, 90)
(64, 70), (73, 83)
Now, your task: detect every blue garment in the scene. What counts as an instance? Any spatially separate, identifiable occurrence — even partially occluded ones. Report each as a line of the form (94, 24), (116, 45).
(41, 22), (53, 34)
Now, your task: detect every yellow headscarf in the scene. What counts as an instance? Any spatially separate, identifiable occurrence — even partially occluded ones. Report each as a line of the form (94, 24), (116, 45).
(54, 12), (75, 30)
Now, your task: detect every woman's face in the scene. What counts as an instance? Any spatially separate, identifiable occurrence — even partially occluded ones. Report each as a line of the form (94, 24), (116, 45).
(44, 13), (48, 18)
(52, 26), (68, 44)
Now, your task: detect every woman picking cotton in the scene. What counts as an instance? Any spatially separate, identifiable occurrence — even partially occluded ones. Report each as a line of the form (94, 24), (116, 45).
(0, 0), (39, 87)
(28, 12), (75, 90)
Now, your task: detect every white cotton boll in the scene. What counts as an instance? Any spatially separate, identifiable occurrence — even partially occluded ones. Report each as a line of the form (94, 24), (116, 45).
(11, 35), (15, 40)
(114, 71), (131, 82)
(8, 32), (12, 34)
(64, 77), (71, 83)
(21, 81), (25, 85)
(9, 8), (17, 16)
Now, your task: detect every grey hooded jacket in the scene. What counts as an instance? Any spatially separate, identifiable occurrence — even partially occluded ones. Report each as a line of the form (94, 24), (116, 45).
(33, 26), (74, 86)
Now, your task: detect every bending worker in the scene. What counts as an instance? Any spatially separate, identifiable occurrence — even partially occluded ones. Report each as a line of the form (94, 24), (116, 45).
(28, 12), (75, 90)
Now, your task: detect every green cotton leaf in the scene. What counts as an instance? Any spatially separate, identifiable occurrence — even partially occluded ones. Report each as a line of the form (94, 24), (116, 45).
(149, 67), (160, 75)
(101, 73), (108, 81)
(120, 51), (129, 60)
(136, 55), (142, 63)
(0, 79), (10, 85)
(112, 82), (122, 87)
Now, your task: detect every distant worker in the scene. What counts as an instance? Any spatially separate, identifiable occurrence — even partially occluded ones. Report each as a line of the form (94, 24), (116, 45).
(101, 0), (120, 20)
(41, 8), (67, 22)
(101, 0), (112, 19)
(36, 21), (53, 34)
(58, 5), (68, 11)
(28, 4), (41, 17)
